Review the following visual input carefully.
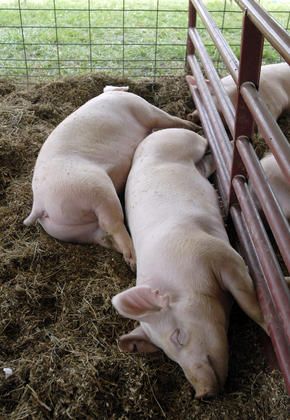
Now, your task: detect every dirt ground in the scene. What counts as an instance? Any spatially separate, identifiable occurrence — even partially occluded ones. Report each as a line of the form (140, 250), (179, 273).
(0, 74), (289, 419)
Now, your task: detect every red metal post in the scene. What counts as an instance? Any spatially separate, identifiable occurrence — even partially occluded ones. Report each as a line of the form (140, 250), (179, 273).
(186, 0), (196, 56)
(236, 0), (290, 63)
(229, 10), (264, 207)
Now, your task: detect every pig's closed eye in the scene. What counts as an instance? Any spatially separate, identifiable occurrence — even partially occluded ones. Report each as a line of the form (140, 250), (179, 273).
(170, 328), (188, 347)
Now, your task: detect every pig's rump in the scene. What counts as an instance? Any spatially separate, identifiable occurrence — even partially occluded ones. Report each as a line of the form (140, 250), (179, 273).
(26, 159), (117, 244)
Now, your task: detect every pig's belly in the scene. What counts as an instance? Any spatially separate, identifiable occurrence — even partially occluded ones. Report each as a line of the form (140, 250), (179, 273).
(39, 216), (99, 244)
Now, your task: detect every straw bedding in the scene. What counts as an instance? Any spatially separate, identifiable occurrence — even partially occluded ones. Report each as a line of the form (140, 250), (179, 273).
(0, 74), (289, 419)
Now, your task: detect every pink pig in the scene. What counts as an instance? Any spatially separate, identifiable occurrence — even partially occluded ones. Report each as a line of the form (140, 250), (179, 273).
(112, 128), (265, 398)
(187, 62), (290, 123)
(24, 87), (195, 269)
(256, 152), (290, 220)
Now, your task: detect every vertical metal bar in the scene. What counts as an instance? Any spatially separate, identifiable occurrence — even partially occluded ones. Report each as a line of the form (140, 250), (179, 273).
(229, 10), (264, 206)
(187, 0), (196, 56)
(88, 0), (93, 72)
(53, 0), (61, 76)
(153, 0), (160, 82)
(122, 0), (125, 78)
(286, 11), (290, 31)
(217, 0), (227, 72)
(17, 0), (29, 86)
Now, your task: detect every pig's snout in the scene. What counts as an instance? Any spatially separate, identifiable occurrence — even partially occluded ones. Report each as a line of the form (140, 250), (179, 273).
(183, 356), (221, 399)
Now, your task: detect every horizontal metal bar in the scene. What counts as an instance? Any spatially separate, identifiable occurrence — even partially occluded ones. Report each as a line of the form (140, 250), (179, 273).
(0, 42), (187, 46)
(0, 66), (185, 72)
(236, 0), (290, 63)
(188, 27), (235, 136)
(240, 82), (290, 182)
(0, 44), (241, 50)
(236, 136), (290, 271)
(187, 54), (233, 170)
(0, 25), (250, 30)
(230, 205), (290, 394)
(232, 176), (290, 341)
(0, 25), (188, 30)
(190, 0), (239, 83)
(0, 8), (188, 12)
(0, 58), (185, 63)
(0, 7), (287, 13)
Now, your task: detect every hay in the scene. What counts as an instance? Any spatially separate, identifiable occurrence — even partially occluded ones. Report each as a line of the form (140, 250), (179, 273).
(0, 74), (289, 419)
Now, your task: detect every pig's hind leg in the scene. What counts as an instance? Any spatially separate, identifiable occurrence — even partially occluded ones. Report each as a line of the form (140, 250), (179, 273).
(148, 104), (199, 131)
(93, 176), (136, 271)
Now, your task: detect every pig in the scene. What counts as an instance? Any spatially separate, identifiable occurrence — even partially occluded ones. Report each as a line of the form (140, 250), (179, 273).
(253, 152), (290, 220)
(187, 62), (290, 123)
(24, 88), (196, 269)
(112, 128), (265, 398)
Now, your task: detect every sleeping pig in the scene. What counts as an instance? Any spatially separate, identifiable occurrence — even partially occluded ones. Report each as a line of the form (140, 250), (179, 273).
(254, 152), (290, 220)
(24, 87), (195, 269)
(187, 62), (290, 123)
(112, 128), (265, 398)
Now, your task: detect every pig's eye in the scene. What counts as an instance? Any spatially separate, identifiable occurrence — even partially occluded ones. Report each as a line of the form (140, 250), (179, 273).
(170, 328), (188, 347)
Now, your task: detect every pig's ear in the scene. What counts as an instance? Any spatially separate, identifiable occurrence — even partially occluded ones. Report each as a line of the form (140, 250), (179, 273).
(112, 285), (169, 321)
(218, 247), (267, 333)
(119, 326), (160, 353)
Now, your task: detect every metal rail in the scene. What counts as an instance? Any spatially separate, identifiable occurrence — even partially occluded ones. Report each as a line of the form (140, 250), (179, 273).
(187, 0), (290, 394)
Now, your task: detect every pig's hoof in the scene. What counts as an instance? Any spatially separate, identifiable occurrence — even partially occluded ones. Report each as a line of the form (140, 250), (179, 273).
(124, 253), (136, 272)
(194, 387), (219, 400)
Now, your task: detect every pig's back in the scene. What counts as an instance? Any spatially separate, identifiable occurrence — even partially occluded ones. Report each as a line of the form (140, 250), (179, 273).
(260, 153), (290, 219)
(34, 92), (150, 168)
(126, 157), (227, 251)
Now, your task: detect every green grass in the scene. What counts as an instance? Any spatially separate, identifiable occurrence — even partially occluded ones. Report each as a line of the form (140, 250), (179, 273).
(0, 0), (289, 83)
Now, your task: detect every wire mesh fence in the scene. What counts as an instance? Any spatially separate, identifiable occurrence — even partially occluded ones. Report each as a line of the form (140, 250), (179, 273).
(0, 0), (289, 85)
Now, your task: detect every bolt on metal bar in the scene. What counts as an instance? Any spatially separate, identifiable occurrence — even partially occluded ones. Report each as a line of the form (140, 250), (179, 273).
(188, 27), (235, 136)
(240, 82), (290, 183)
(190, 0), (239, 83)
(187, 54), (233, 171)
(236, 0), (290, 63)
(230, 205), (290, 394)
(236, 136), (290, 272)
(232, 176), (290, 342)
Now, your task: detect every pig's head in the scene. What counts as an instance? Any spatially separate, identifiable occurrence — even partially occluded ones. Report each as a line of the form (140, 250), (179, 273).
(112, 284), (229, 398)
(112, 243), (266, 399)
